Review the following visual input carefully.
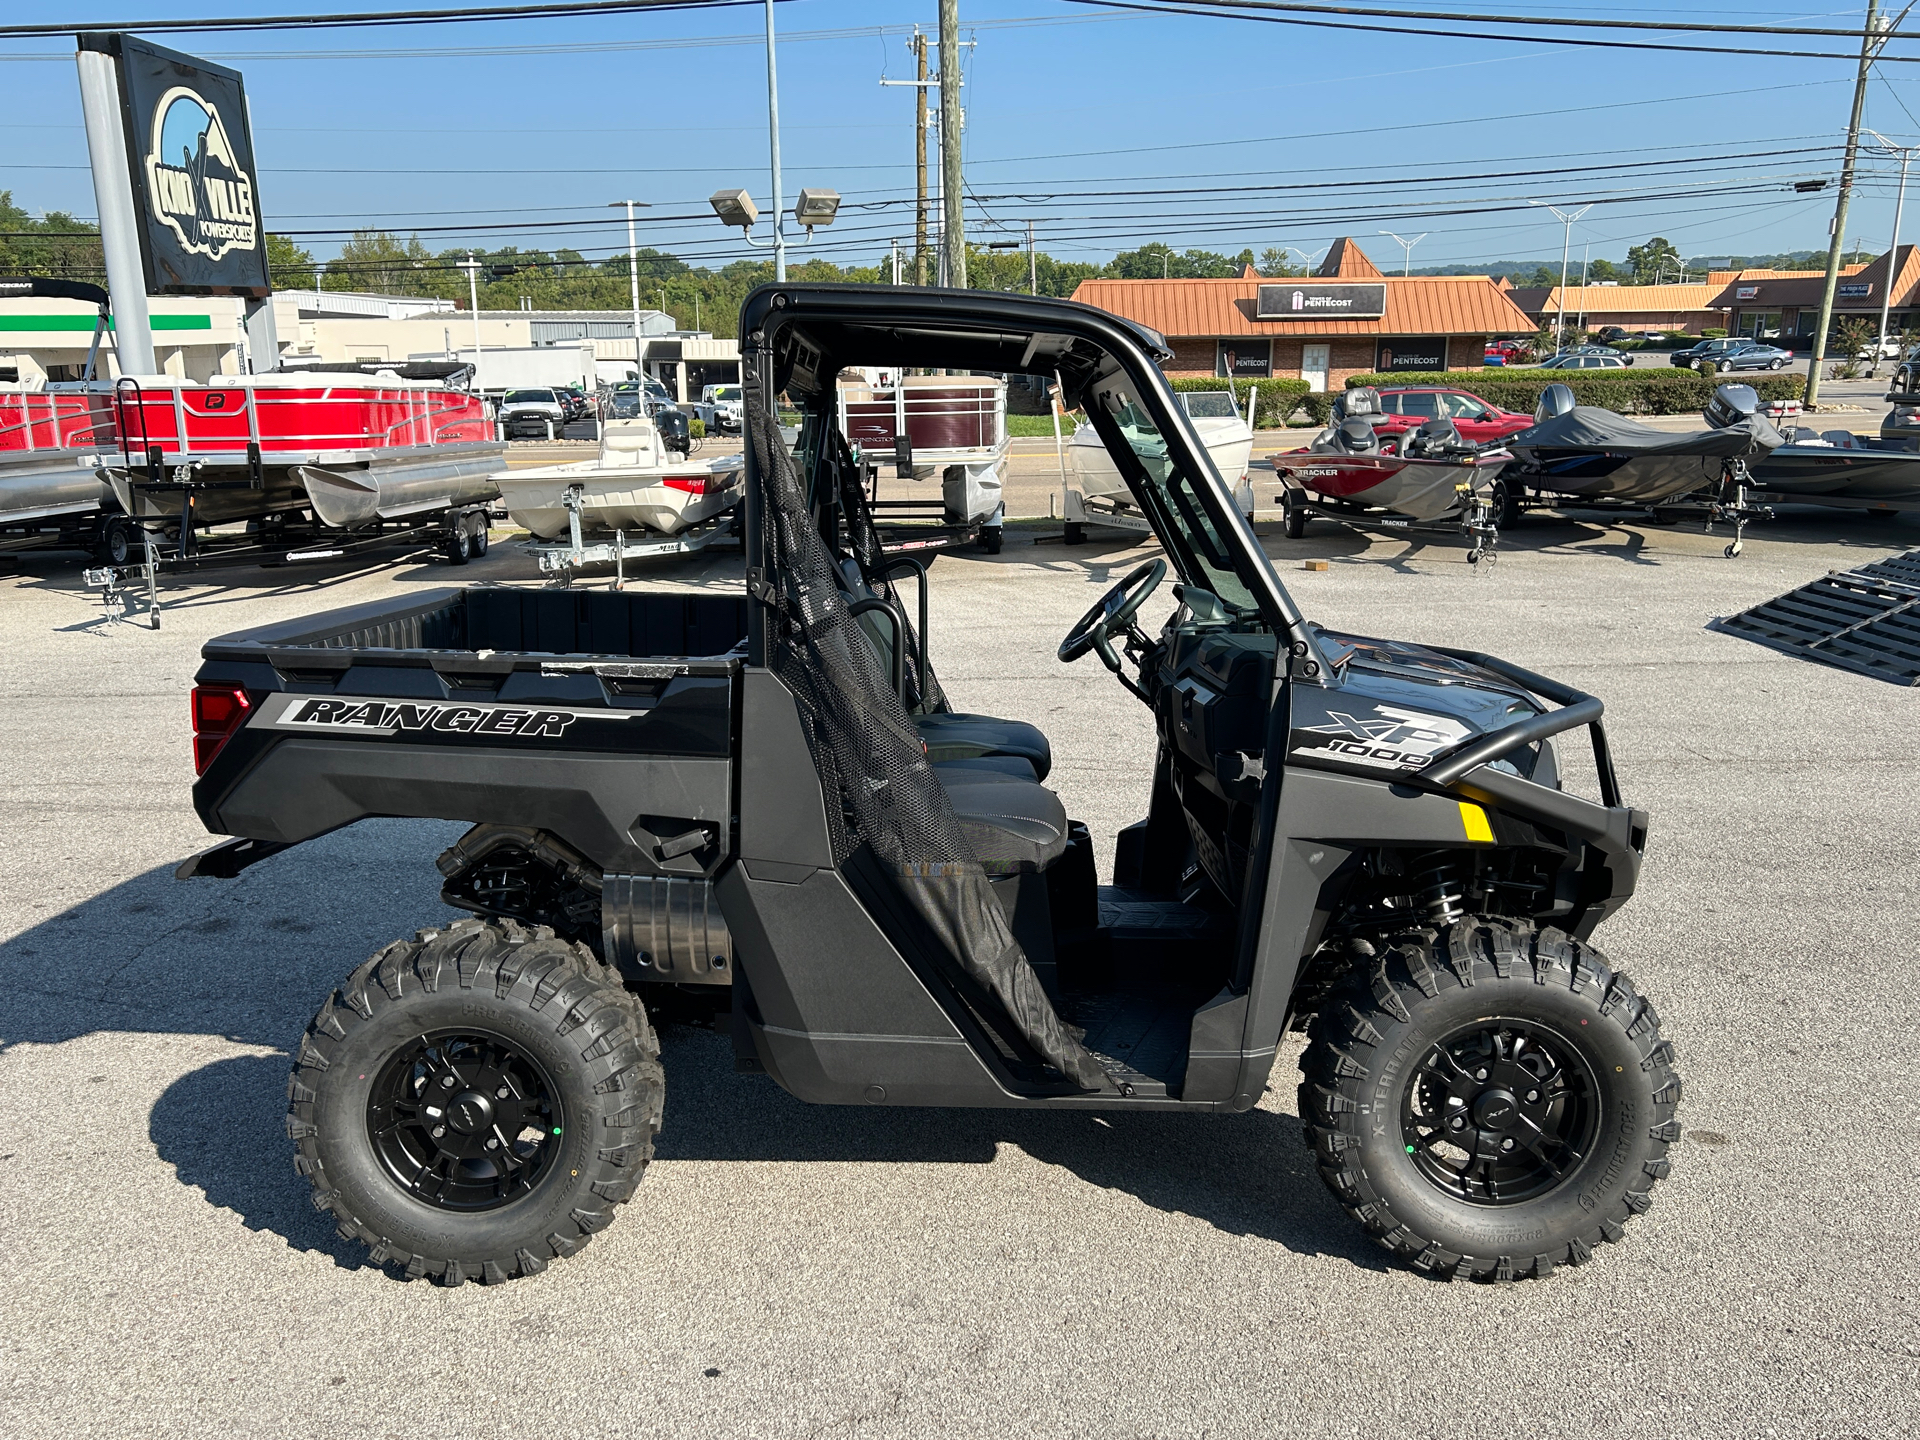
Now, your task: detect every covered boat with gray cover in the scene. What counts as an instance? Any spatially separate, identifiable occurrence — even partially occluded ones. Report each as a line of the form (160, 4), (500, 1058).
(1504, 383), (1783, 504)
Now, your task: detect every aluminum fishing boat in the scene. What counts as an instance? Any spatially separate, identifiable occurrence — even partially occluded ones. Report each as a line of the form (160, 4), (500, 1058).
(493, 417), (744, 539)
(1748, 430), (1920, 511)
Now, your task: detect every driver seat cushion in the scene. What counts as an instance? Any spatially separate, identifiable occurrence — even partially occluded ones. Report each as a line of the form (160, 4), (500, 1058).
(916, 712), (1052, 780)
(933, 763), (1070, 874)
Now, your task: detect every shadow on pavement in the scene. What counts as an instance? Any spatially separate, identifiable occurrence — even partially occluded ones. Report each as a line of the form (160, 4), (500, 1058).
(4, 834), (1378, 1276)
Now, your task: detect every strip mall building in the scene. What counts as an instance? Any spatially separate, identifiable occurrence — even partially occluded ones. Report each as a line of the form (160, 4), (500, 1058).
(1069, 238), (1535, 392)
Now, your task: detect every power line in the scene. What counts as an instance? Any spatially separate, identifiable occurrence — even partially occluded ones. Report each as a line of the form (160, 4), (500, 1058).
(1064, 0), (1920, 63)
(0, 0), (777, 40)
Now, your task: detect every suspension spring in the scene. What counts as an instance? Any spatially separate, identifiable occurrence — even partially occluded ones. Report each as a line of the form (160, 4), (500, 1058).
(1409, 851), (1471, 925)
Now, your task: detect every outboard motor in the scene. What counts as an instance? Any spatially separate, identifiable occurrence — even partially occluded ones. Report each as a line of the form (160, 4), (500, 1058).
(1534, 383), (1576, 422)
(1703, 383), (1760, 430)
(653, 404), (692, 455)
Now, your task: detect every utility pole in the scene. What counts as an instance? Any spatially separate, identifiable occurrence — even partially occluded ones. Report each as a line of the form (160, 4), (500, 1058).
(1028, 219), (1037, 296)
(1807, 0), (1890, 408)
(1865, 128), (1916, 377)
(1530, 201), (1591, 349)
(939, 0), (965, 287)
(915, 32), (929, 285)
(458, 251), (483, 364)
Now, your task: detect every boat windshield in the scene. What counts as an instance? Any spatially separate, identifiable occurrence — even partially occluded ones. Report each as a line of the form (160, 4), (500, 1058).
(1180, 390), (1239, 420)
(1093, 394), (1259, 614)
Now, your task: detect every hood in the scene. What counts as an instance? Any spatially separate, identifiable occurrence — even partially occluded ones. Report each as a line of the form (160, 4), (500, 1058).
(1287, 630), (1551, 781)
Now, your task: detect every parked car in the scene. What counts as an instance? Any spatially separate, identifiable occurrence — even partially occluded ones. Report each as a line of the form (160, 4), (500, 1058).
(1536, 352), (1630, 370)
(1593, 326), (1629, 343)
(1484, 338), (1531, 362)
(1557, 344), (1634, 365)
(1333, 385), (1535, 444)
(497, 387), (569, 439)
(1670, 337), (1791, 371)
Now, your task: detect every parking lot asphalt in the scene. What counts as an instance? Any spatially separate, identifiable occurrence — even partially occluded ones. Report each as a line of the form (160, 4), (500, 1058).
(2, 504), (1918, 1438)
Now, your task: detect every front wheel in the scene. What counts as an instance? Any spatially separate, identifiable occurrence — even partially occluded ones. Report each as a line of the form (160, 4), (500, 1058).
(445, 526), (472, 565)
(288, 919), (664, 1285)
(1300, 918), (1679, 1281)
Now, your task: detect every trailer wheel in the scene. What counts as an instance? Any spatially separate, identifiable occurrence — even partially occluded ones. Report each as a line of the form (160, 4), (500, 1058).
(1063, 522), (1086, 546)
(470, 517), (490, 558)
(444, 527), (473, 566)
(288, 918), (663, 1286)
(1283, 489), (1309, 540)
(980, 526), (1004, 554)
(1299, 917), (1679, 1281)
(93, 515), (133, 566)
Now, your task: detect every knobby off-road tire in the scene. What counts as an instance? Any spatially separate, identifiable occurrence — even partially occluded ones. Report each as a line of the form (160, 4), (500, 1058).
(287, 918), (663, 1286)
(1300, 917), (1679, 1282)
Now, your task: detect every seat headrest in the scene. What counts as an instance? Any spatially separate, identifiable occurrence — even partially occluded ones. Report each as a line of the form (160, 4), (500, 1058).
(1344, 386), (1383, 418)
(1335, 417), (1378, 453)
(1535, 383), (1576, 421)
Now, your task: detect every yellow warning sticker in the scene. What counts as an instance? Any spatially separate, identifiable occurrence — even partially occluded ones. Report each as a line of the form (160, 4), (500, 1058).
(1459, 801), (1495, 844)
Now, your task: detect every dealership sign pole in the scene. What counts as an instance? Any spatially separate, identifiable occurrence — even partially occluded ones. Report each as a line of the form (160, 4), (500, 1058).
(75, 42), (155, 375)
(74, 34), (276, 377)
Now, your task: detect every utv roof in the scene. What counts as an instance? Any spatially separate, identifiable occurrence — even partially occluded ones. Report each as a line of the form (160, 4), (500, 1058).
(738, 284), (1174, 400)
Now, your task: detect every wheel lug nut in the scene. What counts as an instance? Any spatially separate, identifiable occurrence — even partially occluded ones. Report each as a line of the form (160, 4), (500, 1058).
(496, 1086), (509, 1099)
(485, 1138), (499, 1150)
(1475, 1069), (1488, 1081)
(440, 1076), (455, 1088)
(1450, 1117), (1466, 1130)
(1526, 1090), (1539, 1103)
(1501, 1138), (1515, 1151)
(431, 1125), (446, 1138)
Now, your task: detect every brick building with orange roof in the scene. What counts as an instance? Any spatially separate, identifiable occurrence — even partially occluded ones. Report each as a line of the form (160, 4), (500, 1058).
(1068, 238), (1534, 393)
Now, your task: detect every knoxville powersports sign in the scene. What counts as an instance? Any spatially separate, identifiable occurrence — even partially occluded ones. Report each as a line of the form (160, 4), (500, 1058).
(82, 34), (271, 296)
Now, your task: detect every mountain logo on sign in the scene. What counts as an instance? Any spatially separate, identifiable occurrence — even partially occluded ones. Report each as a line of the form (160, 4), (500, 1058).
(143, 86), (257, 262)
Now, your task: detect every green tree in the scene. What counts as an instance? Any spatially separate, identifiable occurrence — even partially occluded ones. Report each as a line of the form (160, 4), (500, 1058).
(1586, 257), (1621, 283)
(1528, 265), (1558, 287)
(266, 233), (316, 289)
(1259, 247), (1305, 277)
(324, 230), (432, 295)
(1627, 236), (1682, 284)
(0, 191), (104, 282)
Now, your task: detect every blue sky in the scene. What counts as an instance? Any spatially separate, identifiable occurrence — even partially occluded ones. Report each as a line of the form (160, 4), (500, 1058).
(6, 1), (1918, 272)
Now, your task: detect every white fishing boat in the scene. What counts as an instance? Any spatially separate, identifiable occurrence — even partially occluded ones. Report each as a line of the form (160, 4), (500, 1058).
(494, 418), (745, 539)
(1062, 388), (1256, 541)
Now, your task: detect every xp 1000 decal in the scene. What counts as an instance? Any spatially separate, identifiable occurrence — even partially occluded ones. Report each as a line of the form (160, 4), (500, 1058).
(1290, 703), (1470, 773)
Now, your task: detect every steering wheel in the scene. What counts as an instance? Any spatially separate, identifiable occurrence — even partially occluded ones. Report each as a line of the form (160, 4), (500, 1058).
(1058, 558), (1166, 672)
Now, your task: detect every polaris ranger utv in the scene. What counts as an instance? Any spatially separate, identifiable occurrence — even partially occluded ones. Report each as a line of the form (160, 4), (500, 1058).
(184, 285), (1678, 1287)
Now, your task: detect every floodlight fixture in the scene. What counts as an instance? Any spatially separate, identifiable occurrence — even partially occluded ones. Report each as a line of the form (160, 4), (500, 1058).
(711, 189), (760, 230)
(794, 188), (841, 229)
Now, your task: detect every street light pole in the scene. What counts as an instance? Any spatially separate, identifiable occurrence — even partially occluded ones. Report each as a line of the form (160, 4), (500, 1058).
(1530, 201), (1592, 349)
(765, 0), (787, 281)
(608, 200), (651, 383)
(1379, 229), (1427, 277)
(1864, 128), (1915, 378)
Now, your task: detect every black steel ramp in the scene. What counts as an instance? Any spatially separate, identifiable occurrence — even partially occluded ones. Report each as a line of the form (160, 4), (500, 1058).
(1710, 551), (1920, 685)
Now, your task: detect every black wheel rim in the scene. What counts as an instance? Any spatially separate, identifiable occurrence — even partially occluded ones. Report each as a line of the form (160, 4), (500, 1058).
(366, 1029), (564, 1212)
(1400, 1017), (1600, 1206)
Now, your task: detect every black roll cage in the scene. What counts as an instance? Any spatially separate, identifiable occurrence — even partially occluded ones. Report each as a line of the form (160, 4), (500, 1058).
(735, 284), (1328, 675)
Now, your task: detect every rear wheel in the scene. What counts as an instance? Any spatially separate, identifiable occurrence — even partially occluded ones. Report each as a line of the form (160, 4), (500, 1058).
(1300, 918), (1679, 1281)
(288, 919), (663, 1285)
(445, 526), (472, 565)
(470, 517), (490, 558)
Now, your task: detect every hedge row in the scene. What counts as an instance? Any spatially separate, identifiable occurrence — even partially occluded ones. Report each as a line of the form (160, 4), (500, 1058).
(1170, 375), (1312, 428)
(1277, 369), (1804, 423)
